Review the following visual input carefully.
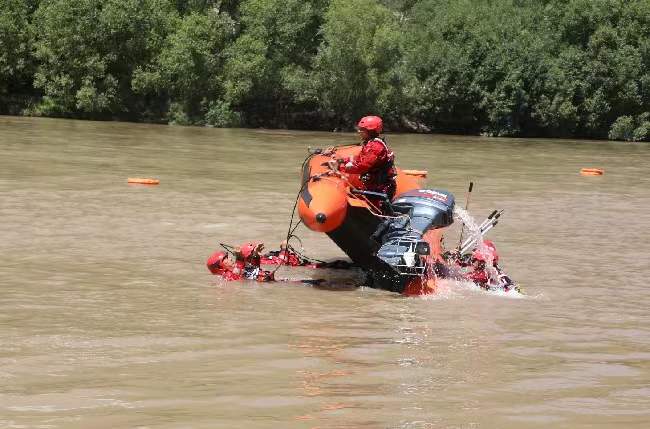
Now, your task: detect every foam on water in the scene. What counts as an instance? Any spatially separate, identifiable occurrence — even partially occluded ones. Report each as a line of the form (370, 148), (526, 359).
(413, 278), (528, 300)
(453, 206), (480, 236)
(453, 206), (487, 253)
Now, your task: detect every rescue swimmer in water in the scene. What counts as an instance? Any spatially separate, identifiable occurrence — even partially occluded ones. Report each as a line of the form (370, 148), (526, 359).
(206, 242), (274, 282)
(206, 240), (355, 282)
(445, 239), (518, 292)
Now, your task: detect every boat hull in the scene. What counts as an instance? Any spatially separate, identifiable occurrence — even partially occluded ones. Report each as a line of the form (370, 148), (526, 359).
(298, 145), (446, 295)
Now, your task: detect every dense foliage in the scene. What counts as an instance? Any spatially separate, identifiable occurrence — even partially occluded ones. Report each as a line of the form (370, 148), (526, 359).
(1, 0), (648, 140)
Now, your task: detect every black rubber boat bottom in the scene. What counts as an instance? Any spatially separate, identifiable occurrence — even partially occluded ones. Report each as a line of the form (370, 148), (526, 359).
(326, 206), (408, 294)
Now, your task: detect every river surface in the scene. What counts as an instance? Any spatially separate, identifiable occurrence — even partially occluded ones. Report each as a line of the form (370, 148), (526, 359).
(1, 116), (649, 428)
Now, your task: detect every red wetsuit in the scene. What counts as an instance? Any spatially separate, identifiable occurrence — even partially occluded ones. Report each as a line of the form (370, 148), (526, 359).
(215, 266), (243, 281)
(235, 256), (275, 282)
(447, 242), (516, 291)
(261, 250), (303, 266)
(207, 249), (273, 282)
(468, 269), (489, 288)
(339, 137), (396, 205)
(207, 252), (243, 281)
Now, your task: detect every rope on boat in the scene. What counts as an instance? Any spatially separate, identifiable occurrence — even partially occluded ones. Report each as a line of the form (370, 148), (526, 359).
(273, 151), (330, 274)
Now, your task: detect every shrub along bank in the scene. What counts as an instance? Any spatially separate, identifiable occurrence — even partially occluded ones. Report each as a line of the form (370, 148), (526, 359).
(1, 0), (649, 140)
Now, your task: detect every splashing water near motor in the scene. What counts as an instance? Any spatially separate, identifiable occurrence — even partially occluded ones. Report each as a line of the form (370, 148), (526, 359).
(453, 206), (502, 289)
(453, 206), (482, 249)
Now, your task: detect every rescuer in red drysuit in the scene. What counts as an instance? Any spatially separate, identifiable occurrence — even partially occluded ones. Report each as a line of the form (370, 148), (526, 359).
(206, 242), (274, 282)
(462, 240), (516, 291)
(206, 251), (242, 281)
(329, 116), (396, 212)
(260, 241), (303, 266)
(235, 242), (275, 281)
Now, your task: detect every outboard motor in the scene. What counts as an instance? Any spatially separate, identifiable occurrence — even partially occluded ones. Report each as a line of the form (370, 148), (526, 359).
(373, 189), (455, 276)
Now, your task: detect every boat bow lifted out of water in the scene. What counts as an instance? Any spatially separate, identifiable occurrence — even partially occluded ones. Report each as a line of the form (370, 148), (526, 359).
(297, 145), (455, 295)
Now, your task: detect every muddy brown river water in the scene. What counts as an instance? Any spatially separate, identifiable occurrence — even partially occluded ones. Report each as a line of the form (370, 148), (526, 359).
(1, 116), (649, 428)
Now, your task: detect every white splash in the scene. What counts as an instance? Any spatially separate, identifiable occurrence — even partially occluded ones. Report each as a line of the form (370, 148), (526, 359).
(453, 206), (502, 290)
(453, 206), (483, 252)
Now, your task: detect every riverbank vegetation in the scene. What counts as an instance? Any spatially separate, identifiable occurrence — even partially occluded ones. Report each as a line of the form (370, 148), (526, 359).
(1, 0), (649, 140)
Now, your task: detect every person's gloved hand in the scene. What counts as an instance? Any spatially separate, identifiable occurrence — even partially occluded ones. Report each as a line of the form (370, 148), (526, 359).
(327, 158), (342, 171)
(252, 243), (264, 257)
(322, 146), (336, 156)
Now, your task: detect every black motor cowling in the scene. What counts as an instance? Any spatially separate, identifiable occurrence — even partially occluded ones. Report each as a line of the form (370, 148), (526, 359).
(391, 189), (455, 233)
(372, 189), (455, 276)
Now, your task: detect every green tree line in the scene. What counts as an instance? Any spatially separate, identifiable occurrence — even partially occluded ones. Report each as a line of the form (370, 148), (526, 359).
(1, 0), (649, 140)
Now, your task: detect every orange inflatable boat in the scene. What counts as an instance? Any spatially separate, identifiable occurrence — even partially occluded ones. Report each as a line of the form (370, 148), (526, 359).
(297, 145), (456, 295)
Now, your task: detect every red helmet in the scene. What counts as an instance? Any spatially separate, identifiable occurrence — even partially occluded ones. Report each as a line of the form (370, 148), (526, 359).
(472, 240), (499, 264)
(357, 116), (383, 133)
(239, 242), (263, 259)
(206, 251), (227, 274)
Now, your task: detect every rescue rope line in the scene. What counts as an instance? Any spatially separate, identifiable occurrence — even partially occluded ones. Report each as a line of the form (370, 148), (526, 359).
(273, 152), (315, 275)
(219, 242), (237, 256)
(457, 181), (474, 251)
(284, 236), (328, 265)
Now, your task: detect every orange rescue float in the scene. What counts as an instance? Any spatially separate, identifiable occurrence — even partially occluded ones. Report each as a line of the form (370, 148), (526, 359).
(580, 168), (604, 176)
(298, 179), (348, 232)
(127, 178), (160, 185)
